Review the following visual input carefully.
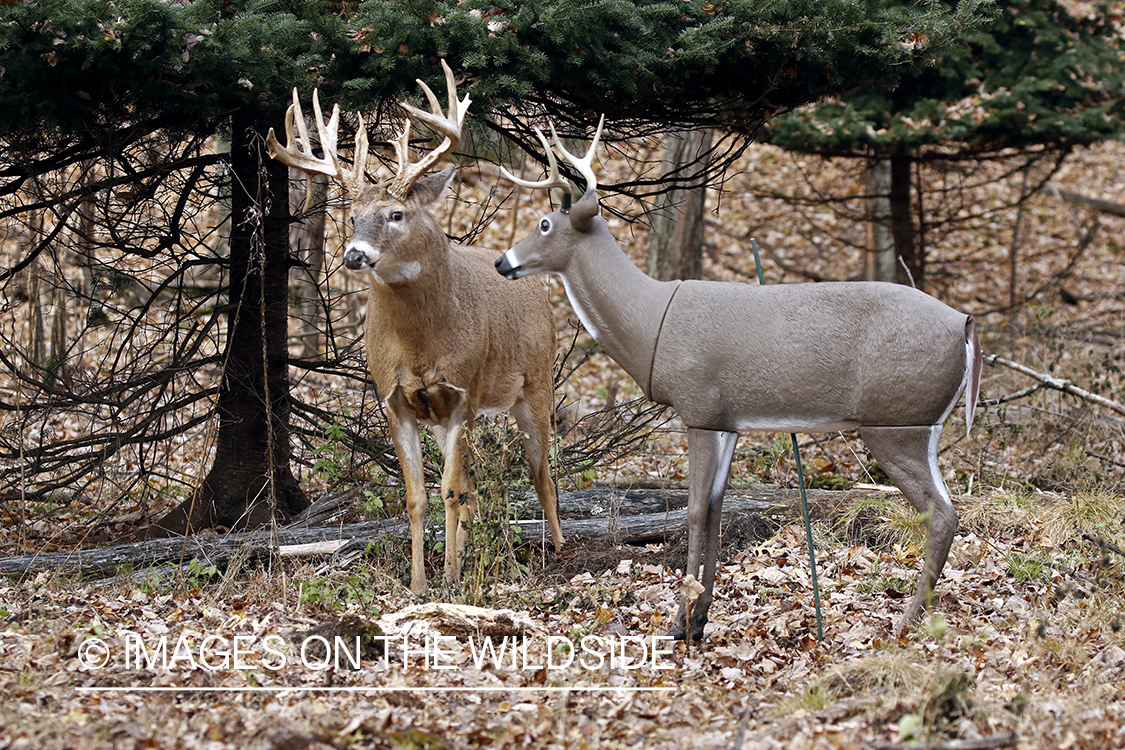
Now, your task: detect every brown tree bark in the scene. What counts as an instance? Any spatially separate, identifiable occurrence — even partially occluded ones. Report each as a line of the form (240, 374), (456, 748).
(864, 157), (896, 282)
(288, 107), (330, 359)
(865, 149), (925, 289)
(140, 116), (307, 537)
(646, 128), (713, 281)
(889, 150), (921, 288)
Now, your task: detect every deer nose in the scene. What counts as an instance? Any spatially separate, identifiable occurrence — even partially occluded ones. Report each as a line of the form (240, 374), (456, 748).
(344, 243), (375, 270)
(494, 252), (520, 279)
(343, 249), (366, 270)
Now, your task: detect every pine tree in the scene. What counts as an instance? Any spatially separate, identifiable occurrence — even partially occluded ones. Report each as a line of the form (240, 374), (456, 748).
(762, 0), (1125, 289)
(0, 0), (352, 533)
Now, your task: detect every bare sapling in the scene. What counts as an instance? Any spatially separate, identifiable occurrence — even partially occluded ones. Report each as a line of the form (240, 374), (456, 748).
(496, 120), (981, 640)
(267, 61), (564, 594)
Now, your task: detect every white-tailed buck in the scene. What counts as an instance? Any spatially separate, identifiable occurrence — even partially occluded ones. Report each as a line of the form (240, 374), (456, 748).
(496, 120), (982, 640)
(267, 61), (564, 593)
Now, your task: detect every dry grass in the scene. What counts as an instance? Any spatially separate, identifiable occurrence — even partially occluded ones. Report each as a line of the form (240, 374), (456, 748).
(837, 493), (927, 554)
(1041, 491), (1125, 547)
(959, 490), (1044, 536)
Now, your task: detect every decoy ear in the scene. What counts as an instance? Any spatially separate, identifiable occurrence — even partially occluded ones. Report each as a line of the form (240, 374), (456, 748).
(569, 194), (599, 232)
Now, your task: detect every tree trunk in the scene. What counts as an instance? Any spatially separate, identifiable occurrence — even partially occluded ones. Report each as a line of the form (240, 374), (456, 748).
(290, 171), (328, 358)
(142, 115), (308, 537)
(868, 151), (920, 287)
(889, 150), (921, 288)
(288, 106), (330, 358)
(864, 157), (896, 282)
(646, 128), (713, 281)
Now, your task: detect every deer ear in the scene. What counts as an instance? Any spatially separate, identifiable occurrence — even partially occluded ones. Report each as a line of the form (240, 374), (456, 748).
(569, 194), (599, 232)
(408, 166), (456, 205)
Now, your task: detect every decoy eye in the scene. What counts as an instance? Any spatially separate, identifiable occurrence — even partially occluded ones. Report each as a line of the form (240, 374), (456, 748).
(539, 217), (552, 235)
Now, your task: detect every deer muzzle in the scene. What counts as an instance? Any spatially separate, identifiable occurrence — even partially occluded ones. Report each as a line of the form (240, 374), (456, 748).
(494, 251), (521, 280)
(344, 241), (377, 271)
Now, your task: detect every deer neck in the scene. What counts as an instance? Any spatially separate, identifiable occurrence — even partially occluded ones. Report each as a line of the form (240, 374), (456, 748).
(364, 243), (463, 336)
(562, 219), (680, 398)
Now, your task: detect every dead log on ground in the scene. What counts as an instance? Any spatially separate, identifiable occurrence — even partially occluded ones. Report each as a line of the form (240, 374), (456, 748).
(0, 487), (883, 577)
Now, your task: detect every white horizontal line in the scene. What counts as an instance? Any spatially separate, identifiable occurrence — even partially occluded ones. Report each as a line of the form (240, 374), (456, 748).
(77, 685), (675, 693)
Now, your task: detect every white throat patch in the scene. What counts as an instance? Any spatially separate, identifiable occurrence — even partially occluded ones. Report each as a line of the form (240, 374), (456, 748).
(374, 261), (421, 285)
(561, 275), (600, 340)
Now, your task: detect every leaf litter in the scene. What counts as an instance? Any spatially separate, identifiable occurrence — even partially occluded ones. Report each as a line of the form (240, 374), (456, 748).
(1, 487), (1124, 749)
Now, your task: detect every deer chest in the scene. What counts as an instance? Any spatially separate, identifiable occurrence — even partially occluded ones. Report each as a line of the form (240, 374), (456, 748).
(400, 379), (465, 424)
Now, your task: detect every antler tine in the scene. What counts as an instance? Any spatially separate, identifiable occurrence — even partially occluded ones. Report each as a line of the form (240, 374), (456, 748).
(267, 88), (371, 209)
(550, 114), (605, 201)
(390, 118), (415, 197)
(342, 112), (369, 197)
(499, 126), (575, 195)
(388, 59), (472, 199)
(309, 89), (340, 168)
(266, 89), (340, 178)
(401, 59), (471, 140)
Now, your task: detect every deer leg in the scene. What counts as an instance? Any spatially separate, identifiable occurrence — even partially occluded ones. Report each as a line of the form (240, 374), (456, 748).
(434, 415), (476, 586)
(512, 395), (564, 550)
(670, 428), (738, 642)
(859, 425), (958, 633)
(385, 393), (429, 594)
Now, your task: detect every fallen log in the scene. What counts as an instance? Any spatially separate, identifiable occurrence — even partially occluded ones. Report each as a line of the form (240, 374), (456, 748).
(525, 486), (805, 519)
(513, 490), (793, 544)
(0, 517), (412, 577)
(0, 487), (877, 577)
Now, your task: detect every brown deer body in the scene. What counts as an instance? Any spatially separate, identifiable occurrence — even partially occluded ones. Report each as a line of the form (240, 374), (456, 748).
(268, 63), (563, 593)
(496, 123), (981, 640)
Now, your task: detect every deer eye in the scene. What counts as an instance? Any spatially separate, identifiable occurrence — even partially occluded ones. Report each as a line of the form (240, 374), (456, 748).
(390, 210), (404, 222)
(539, 217), (552, 235)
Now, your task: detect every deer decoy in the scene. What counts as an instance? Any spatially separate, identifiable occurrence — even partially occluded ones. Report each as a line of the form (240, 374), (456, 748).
(267, 61), (564, 594)
(496, 120), (982, 640)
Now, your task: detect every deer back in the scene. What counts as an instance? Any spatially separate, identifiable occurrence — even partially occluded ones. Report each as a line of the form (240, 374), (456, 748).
(649, 280), (973, 433)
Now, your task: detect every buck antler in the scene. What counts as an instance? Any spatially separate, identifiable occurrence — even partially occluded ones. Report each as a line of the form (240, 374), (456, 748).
(268, 61), (468, 206)
(266, 88), (370, 209)
(501, 116), (605, 211)
(388, 59), (471, 199)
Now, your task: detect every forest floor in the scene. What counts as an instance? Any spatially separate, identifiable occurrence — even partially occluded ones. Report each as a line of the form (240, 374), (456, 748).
(1, 488), (1124, 749)
(2, 136), (1125, 749)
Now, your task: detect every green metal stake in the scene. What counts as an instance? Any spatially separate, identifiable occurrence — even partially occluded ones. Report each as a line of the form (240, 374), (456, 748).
(750, 238), (824, 641)
(749, 237), (766, 286)
(790, 434), (824, 641)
